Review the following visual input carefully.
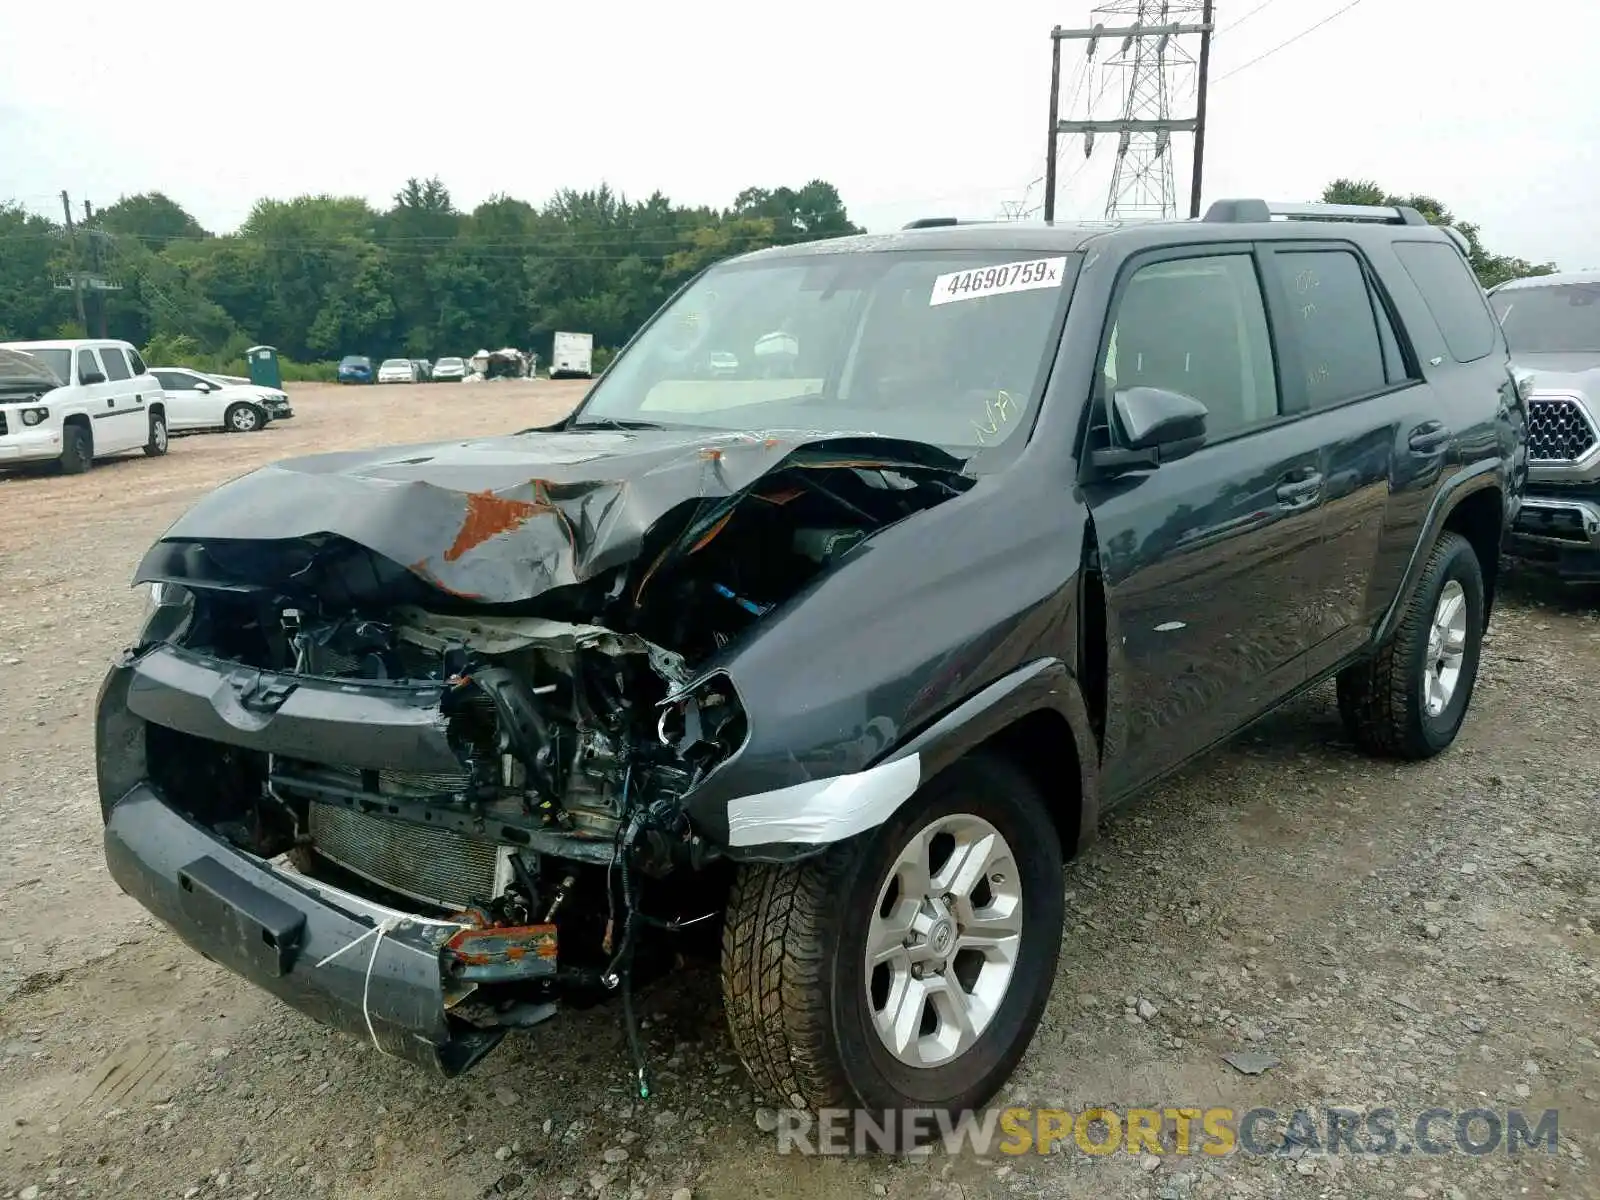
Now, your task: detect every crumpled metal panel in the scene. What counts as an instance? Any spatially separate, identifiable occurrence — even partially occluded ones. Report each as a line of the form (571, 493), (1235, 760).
(135, 426), (967, 605)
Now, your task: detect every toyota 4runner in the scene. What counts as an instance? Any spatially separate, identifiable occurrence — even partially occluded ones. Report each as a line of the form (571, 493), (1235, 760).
(95, 199), (1525, 1118)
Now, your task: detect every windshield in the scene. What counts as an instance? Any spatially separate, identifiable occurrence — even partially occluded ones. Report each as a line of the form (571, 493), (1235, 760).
(437, 358), (464, 368)
(340, 356), (370, 368)
(380, 359), (410, 369)
(7, 347), (70, 382)
(1491, 282), (1600, 353)
(572, 249), (1078, 450)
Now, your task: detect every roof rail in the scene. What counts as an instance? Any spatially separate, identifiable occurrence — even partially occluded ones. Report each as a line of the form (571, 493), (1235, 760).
(1202, 199), (1430, 227)
(901, 217), (991, 230)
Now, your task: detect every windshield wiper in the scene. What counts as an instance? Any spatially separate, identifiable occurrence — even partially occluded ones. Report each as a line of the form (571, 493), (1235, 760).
(568, 417), (669, 431)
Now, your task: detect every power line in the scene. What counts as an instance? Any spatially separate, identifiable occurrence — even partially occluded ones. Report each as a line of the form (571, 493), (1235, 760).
(1218, 0), (1283, 36)
(1213, 0), (1366, 84)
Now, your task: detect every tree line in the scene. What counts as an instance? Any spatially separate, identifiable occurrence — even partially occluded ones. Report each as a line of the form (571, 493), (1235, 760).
(0, 179), (864, 376)
(0, 176), (1557, 377)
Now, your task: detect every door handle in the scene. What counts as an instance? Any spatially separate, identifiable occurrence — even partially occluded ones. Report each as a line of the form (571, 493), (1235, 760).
(1408, 422), (1451, 454)
(106, 397), (114, 407)
(1276, 472), (1323, 506)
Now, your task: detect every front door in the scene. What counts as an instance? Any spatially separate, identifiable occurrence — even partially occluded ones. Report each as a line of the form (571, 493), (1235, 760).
(1082, 246), (1332, 797)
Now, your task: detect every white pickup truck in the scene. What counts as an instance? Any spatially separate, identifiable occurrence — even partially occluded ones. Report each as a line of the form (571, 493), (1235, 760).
(0, 339), (169, 473)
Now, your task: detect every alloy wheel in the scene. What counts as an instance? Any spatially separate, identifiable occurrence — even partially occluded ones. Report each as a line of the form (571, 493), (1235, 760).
(1423, 579), (1468, 717)
(864, 813), (1023, 1069)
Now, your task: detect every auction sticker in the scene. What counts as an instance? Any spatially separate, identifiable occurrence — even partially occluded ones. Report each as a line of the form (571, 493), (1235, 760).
(930, 256), (1067, 306)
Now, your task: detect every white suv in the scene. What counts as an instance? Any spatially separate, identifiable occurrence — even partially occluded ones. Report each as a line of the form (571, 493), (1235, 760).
(0, 339), (169, 473)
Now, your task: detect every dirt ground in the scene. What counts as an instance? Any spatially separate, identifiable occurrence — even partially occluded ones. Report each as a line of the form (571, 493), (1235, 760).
(1, 380), (1596, 1200)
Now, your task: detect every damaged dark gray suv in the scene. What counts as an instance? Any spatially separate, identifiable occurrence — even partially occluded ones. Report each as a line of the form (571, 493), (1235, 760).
(96, 199), (1525, 1117)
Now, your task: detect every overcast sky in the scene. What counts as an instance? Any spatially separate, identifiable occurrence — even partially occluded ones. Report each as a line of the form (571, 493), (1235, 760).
(3, 0), (1597, 268)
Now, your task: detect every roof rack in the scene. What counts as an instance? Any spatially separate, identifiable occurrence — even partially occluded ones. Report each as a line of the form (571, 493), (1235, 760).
(901, 217), (995, 230)
(1202, 199), (1430, 226)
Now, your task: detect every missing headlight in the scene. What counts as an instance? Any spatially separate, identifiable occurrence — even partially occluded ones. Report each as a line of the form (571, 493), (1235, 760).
(657, 672), (748, 777)
(140, 581), (195, 645)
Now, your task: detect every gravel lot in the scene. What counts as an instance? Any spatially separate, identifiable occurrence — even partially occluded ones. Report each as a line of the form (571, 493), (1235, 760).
(1, 380), (1596, 1200)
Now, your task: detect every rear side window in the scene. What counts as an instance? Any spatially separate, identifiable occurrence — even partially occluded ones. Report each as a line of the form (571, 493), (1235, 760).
(127, 348), (148, 375)
(1270, 249), (1390, 410)
(76, 348), (101, 382)
(100, 347), (132, 381)
(1393, 240), (1497, 363)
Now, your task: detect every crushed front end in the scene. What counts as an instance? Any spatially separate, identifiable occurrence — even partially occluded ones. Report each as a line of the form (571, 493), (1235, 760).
(96, 594), (742, 1076)
(94, 430), (971, 1077)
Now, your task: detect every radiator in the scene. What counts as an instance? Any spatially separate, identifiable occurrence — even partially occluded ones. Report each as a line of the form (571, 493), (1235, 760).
(306, 801), (510, 911)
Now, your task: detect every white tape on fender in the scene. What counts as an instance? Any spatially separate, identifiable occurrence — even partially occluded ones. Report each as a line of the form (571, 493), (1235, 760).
(724, 754), (923, 847)
(930, 256), (1068, 307)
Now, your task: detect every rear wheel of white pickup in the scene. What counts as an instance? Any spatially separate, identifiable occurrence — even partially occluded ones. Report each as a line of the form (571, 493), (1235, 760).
(720, 754), (1063, 1116)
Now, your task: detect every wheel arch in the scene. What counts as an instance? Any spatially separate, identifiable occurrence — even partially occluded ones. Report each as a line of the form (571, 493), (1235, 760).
(887, 658), (1101, 861)
(1373, 466), (1506, 647)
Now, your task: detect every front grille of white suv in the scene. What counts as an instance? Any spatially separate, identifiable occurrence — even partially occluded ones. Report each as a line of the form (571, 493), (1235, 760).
(1527, 397), (1598, 463)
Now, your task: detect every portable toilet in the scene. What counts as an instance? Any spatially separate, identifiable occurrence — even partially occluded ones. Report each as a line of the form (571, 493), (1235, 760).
(247, 345), (282, 390)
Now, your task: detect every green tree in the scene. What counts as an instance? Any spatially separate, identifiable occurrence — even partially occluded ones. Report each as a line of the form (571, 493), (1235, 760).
(93, 192), (209, 250)
(0, 178), (865, 367)
(1321, 179), (1558, 288)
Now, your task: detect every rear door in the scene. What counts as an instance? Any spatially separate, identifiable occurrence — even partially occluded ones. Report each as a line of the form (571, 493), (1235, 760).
(1082, 245), (1333, 795)
(94, 345), (149, 451)
(1256, 241), (1423, 670)
(153, 369), (211, 430)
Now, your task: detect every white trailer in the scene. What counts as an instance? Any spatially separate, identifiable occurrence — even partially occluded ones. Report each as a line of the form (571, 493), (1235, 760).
(549, 331), (594, 379)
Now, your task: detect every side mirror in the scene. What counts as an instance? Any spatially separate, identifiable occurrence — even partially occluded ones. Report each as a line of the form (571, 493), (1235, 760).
(1091, 386), (1208, 471)
(80, 370), (106, 386)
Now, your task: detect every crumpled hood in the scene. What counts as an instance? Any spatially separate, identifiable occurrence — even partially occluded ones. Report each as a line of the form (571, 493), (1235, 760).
(1512, 352), (1600, 397)
(137, 425), (968, 603)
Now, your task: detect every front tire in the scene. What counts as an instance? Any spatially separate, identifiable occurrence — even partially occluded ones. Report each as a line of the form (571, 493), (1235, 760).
(224, 402), (262, 433)
(59, 423), (92, 474)
(1337, 530), (1484, 760)
(143, 412), (168, 457)
(721, 754), (1063, 1116)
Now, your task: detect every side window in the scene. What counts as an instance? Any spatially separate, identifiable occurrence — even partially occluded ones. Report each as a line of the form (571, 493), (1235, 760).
(1393, 240), (1497, 363)
(100, 347), (132, 382)
(127, 347), (148, 375)
(153, 371), (192, 390)
(1270, 249), (1388, 410)
(76, 348), (102, 383)
(1374, 292), (1408, 385)
(1104, 253), (1279, 442)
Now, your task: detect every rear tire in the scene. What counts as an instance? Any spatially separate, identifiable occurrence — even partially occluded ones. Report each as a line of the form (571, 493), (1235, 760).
(143, 412), (168, 457)
(1337, 530), (1484, 760)
(721, 754), (1063, 1116)
(59, 424), (92, 474)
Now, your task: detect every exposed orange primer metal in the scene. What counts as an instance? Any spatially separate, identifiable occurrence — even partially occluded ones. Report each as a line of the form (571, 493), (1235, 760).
(444, 489), (544, 563)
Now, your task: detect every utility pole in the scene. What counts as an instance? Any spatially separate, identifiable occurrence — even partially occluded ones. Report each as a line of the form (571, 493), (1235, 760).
(1044, 33), (1063, 223)
(82, 199), (108, 338)
(54, 193), (121, 333)
(1045, 1), (1214, 221)
(59, 191), (87, 328)
(1188, 0), (1214, 218)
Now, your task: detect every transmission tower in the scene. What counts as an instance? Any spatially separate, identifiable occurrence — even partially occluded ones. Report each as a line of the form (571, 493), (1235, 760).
(1045, 0), (1214, 222)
